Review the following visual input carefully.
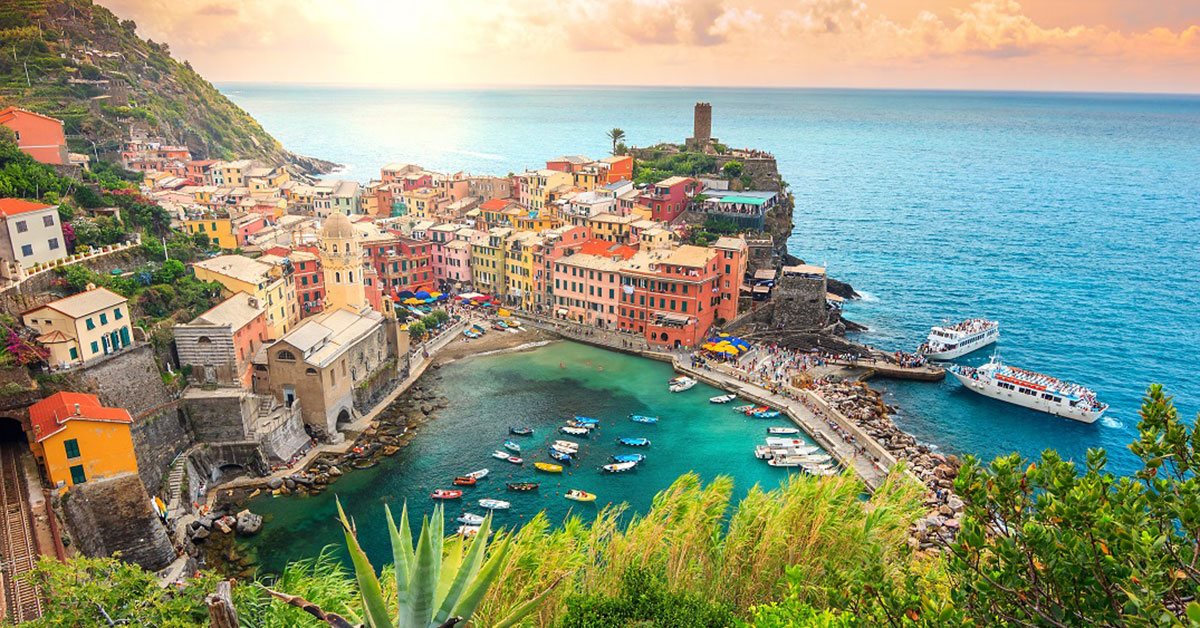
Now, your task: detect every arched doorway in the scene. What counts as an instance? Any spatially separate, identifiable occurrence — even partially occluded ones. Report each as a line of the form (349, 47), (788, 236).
(214, 463), (246, 483)
(673, 339), (682, 349)
(336, 408), (351, 427)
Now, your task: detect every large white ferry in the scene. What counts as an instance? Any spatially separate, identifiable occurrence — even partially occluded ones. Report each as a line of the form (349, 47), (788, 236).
(921, 319), (999, 360)
(947, 358), (1107, 423)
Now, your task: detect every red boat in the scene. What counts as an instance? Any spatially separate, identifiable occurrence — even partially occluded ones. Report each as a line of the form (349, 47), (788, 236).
(453, 476), (477, 487)
(744, 406), (768, 415)
(431, 489), (463, 499)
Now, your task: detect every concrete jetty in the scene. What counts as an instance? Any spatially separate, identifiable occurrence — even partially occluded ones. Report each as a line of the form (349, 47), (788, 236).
(827, 357), (945, 381)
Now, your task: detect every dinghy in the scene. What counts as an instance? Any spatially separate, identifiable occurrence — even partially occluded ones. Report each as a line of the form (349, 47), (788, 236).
(564, 489), (597, 502)
(509, 427), (534, 436)
(611, 453), (644, 463)
(491, 450), (511, 460)
(507, 482), (539, 492)
(668, 376), (696, 392)
(765, 437), (809, 447)
(503, 440), (521, 452)
(710, 394), (737, 404)
(733, 405), (756, 413)
(457, 525), (481, 537)
(549, 448), (573, 462)
(629, 415), (659, 424)
(479, 498), (511, 510)
(553, 440), (580, 452)
(534, 462), (563, 473)
(767, 427), (800, 435)
(754, 410), (781, 419)
(560, 426), (590, 436)
(618, 437), (650, 447)
(465, 468), (489, 479)
(453, 476), (477, 486)
(602, 461), (638, 473)
(431, 489), (462, 499)
(456, 513), (485, 525)
(505, 456), (523, 465)
(572, 416), (600, 425)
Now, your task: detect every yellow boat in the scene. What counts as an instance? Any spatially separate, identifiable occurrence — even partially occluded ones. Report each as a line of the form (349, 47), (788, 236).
(564, 489), (596, 502)
(534, 462), (563, 473)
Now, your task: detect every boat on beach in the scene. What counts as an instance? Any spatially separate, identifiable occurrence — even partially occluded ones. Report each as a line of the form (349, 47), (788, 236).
(947, 357), (1107, 423)
(602, 461), (638, 473)
(565, 489), (597, 502)
(618, 437), (650, 447)
(611, 453), (645, 463)
(479, 498), (511, 510)
(560, 426), (590, 436)
(453, 476), (477, 486)
(457, 513), (485, 525)
(668, 376), (697, 392)
(920, 318), (999, 360)
(431, 489), (462, 499)
(629, 415), (658, 424)
(710, 394), (738, 404)
(767, 427), (800, 435)
(509, 427), (534, 436)
(503, 440), (521, 452)
(507, 482), (539, 491)
(534, 462), (563, 473)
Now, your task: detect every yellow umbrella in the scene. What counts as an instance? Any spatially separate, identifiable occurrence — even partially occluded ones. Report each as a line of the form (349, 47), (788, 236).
(404, 298), (423, 305)
(498, 308), (512, 317)
(429, 291), (442, 298)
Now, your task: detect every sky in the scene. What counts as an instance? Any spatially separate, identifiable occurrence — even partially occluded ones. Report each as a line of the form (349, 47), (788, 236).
(103, 0), (1200, 93)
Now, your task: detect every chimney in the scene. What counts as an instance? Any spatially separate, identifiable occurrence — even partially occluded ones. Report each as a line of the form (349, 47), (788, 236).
(248, 297), (259, 308)
(74, 403), (81, 415)
(85, 282), (96, 291)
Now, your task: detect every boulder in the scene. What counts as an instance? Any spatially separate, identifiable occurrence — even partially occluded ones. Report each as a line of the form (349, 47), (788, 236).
(947, 496), (964, 512)
(197, 515), (214, 529)
(328, 465), (343, 477)
(284, 478), (296, 490)
(236, 510), (263, 536)
(266, 477), (283, 490)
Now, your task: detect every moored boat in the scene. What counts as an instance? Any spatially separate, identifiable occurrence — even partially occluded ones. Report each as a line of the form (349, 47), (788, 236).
(453, 476), (477, 487)
(921, 318), (1000, 360)
(602, 461), (638, 473)
(503, 440), (521, 452)
(710, 394), (737, 404)
(505, 456), (523, 465)
(431, 489), (462, 499)
(753, 410), (781, 419)
(668, 376), (697, 392)
(491, 450), (510, 460)
(765, 437), (808, 447)
(732, 404), (756, 413)
(629, 415), (659, 424)
(947, 357), (1107, 423)
(465, 468), (489, 480)
(743, 406), (768, 415)
(456, 513), (485, 525)
(457, 525), (481, 537)
(560, 426), (590, 436)
(507, 482), (539, 491)
(509, 426), (534, 436)
(553, 440), (580, 452)
(767, 427), (800, 435)
(549, 448), (573, 462)
(611, 453), (644, 463)
(534, 462), (563, 473)
(573, 416), (600, 425)
(565, 489), (596, 502)
(618, 437), (650, 447)
(478, 498), (510, 510)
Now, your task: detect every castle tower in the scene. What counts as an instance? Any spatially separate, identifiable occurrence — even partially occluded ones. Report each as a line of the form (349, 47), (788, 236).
(686, 102), (717, 151)
(319, 212), (367, 314)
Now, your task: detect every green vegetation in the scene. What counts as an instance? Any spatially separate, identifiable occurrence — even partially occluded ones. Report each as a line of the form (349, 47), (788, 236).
(723, 160), (744, 179)
(687, 216), (742, 246)
(54, 255), (222, 324)
(407, 320), (426, 339)
(555, 567), (736, 627)
(606, 128), (625, 155)
(632, 148), (718, 185)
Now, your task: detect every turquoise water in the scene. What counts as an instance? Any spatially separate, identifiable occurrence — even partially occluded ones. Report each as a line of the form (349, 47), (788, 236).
(220, 84), (1200, 478)
(241, 341), (805, 572)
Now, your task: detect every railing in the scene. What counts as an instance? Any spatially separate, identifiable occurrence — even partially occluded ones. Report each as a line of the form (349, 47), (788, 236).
(1, 233), (143, 291)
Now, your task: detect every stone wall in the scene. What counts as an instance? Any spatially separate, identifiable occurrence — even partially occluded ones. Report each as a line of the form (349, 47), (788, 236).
(0, 247), (152, 318)
(181, 388), (256, 443)
(62, 472), (176, 571)
(352, 359), (399, 415)
(258, 410), (309, 462)
(187, 442), (269, 484)
(713, 154), (781, 191)
(130, 406), (190, 495)
(771, 274), (828, 330)
(174, 324), (239, 386)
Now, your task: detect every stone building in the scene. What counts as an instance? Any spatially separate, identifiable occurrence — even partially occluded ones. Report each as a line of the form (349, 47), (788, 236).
(770, 264), (829, 330)
(686, 102), (717, 151)
(174, 292), (269, 388)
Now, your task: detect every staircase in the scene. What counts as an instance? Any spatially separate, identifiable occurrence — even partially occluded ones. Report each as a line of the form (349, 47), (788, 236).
(164, 456), (187, 516)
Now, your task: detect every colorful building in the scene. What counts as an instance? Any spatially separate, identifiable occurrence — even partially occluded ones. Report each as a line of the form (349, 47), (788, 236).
(174, 291), (270, 388)
(28, 392), (137, 490)
(193, 254), (298, 338)
(470, 227), (511, 295)
(712, 237), (748, 324)
(22, 287), (133, 368)
(504, 232), (542, 310)
(639, 176), (699, 222)
(600, 155), (634, 183)
(552, 240), (635, 328)
(617, 245), (721, 349)
(0, 106), (69, 165)
(0, 199), (68, 272)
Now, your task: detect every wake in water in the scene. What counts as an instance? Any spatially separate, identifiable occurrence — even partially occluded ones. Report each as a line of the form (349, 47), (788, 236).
(857, 290), (881, 303)
(1100, 415), (1122, 430)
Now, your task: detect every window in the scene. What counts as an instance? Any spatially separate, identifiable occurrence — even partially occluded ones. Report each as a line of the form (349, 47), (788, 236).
(64, 439), (81, 459)
(68, 347), (78, 360)
(114, 308), (123, 319)
(15, 220), (27, 233)
(99, 313), (107, 325)
(48, 238), (59, 250)
(69, 464), (87, 485)
(85, 318), (95, 330)
(90, 341), (99, 354)
(20, 244), (32, 257)
(43, 215), (55, 227)
(276, 349), (297, 361)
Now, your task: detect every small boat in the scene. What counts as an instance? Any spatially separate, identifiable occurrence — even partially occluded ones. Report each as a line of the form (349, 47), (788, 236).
(507, 482), (539, 492)
(503, 440), (521, 452)
(491, 450), (511, 460)
(553, 440), (580, 452)
(767, 458), (802, 468)
(572, 416), (600, 425)
(765, 437), (809, 447)
(743, 406), (768, 415)
(453, 476), (477, 486)
(668, 376), (697, 392)
(733, 404), (756, 413)
(618, 437), (650, 447)
(549, 448), (573, 462)
(509, 427), (534, 436)
(804, 465), (839, 476)
(457, 525), (481, 537)
(493, 321), (508, 330)
(602, 461), (638, 473)
(465, 468), (490, 480)
(753, 410), (781, 419)
(463, 329), (481, 339)
(710, 394), (737, 404)
(560, 426), (590, 436)
(611, 453), (644, 463)
(479, 498), (510, 510)
(767, 427), (800, 435)
(564, 489), (596, 502)
(457, 513), (485, 525)
(755, 445), (820, 460)
(506, 456), (523, 465)
(431, 489), (462, 499)
(564, 419), (596, 430)
(534, 462), (563, 473)
(629, 415), (658, 424)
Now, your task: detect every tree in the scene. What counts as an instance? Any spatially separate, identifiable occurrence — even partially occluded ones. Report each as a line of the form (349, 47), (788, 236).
(723, 160), (744, 179)
(407, 320), (426, 340)
(607, 128), (626, 155)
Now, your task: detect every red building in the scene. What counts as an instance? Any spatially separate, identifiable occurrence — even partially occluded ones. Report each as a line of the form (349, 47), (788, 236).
(601, 155), (634, 183)
(532, 225), (591, 312)
(617, 245), (721, 349)
(186, 160), (218, 184)
(363, 232), (435, 296)
(289, 247), (325, 317)
(639, 176), (699, 222)
(711, 236), (747, 324)
(545, 155), (591, 173)
(0, 107), (68, 165)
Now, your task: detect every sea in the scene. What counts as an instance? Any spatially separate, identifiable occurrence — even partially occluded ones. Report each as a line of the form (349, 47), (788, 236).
(219, 85), (1200, 562)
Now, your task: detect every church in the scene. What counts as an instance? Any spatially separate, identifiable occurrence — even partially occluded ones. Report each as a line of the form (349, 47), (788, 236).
(252, 212), (406, 441)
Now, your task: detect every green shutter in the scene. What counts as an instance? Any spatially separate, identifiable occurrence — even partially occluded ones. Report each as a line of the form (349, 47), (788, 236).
(114, 308), (123, 320)
(64, 439), (81, 458)
(90, 341), (99, 354)
(69, 464), (87, 485)
(119, 327), (130, 346)
(99, 313), (107, 325)
(85, 318), (95, 330)
(68, 347), (78, 360)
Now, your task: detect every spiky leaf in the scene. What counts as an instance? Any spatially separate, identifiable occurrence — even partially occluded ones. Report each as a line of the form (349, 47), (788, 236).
(386, 504), (412, 619)
(336, 498), (393, 628)
(405, 513), (440, 627)
(433, 515), (493, 625)
(449, 537), (512, 622)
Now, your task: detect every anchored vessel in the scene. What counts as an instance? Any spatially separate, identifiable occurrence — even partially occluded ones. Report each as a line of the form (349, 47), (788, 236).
(922, 319), (999, 360)
(948, 357), (1107, 423)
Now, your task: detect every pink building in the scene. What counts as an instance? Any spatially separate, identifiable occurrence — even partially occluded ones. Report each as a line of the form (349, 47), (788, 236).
(533, 225), (591, 312)
(551, 239), (635, 329)
(639, 176), (699, 222)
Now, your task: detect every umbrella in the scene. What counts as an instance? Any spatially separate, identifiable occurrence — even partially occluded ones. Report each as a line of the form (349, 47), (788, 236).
(429, 291), (442, 298)
(397, 290), (416, 299)
(403, 298), (423, 305)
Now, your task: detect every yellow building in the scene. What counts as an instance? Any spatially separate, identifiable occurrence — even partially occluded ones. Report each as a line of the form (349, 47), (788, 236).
(29, 392), (137, 490)
(504, 232), (541, 310)
(470, 227), (511, 295)
(22, 287), (133, 368)
(402, 187), (441, 218)
(193, 254), (298, 338)
(586, 213), (637, 244)
(521, 170), (573, 211)
(184, 211), (238, 250)
(572, 167), (603, 191)
(511, 211), (561, 233)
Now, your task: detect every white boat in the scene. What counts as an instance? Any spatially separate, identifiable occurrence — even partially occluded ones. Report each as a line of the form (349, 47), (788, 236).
(602, 461), (638, 473)
(456, 513), (485, 525)
(755, 445), (819, 460)
(765, 437), (808, 447)
(560, 426), (590, 436)
(948, 357), (1107, 423)
(478, 498), (511, 510)
(803, 464), (838, 476)
(785, 454), (833, 465)
(767, 427), (800, 435)
(732, 404), (756, 413)
(457, 525), (481, 537)
(491, 450), (511, 460)
(503, 440), (521, 452)
(668, 376), (696, 392)
(767, 458), (802, 468)
(710, 394), (737, 404)
(465, 468), (489, 480)
(553, 440), (580, 452)
(921, 319), (999, 360)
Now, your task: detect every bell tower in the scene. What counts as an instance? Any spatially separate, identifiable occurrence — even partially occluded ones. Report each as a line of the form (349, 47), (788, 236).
(319, 212), (367, 314)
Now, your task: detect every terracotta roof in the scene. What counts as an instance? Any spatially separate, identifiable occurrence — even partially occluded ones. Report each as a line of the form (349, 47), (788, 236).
(29, 391), (132, 443)
(480, 198), (512, 211)
(0, 199), (54, 217)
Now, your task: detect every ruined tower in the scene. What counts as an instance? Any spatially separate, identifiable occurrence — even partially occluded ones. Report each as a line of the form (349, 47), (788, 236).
(686, 102), (717, 151)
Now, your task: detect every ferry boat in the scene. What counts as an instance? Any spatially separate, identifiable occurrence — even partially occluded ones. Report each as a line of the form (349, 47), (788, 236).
(947, 357), (1107, 423)
(921, 318), (999, 360)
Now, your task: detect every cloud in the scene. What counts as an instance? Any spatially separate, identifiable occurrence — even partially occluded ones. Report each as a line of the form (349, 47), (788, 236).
(195, 3), (238, 17)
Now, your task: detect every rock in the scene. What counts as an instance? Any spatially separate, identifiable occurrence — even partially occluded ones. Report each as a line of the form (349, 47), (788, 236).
(284, 478), (296, 490)
(328, 465), (343, 477)
(943, 518), (960, 530)
(236, 510), (263, 536)
(198, 515), (214, 529)
(421, 404), (434, 415)
(266, 477), (283, 490)
(191, 526), (211, 541)
(938, 504), (953, 516)
(382, 445), (400, 456)
(947, 496), (964, 512)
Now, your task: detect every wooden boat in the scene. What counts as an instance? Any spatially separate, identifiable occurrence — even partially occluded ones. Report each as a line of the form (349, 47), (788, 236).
(478, 498), (511, 510)
(492, 450), (511, 460)
(553, 440), (580, 452)
(505, 456), (523, 465)
(534, 462), (563, 473)
(611, 453), (644, 463)
(710, 394), (738, 404)
(549, 448), (573, 462)
(767, 427), (800, 435)
(560, 426), (590, 436)
(465, 468), (490, 479)
(503, 440), (521, 452)
(618, 437), (650, 447)
(453, 476), (477, 486)
(564, 489), (597, 502)
(507, 482), (539, 492)
(431, 489), (462, 499)
(509, 427), (534, 436)
(602, 461), (638, 473)
(629, 415), (659, 424)
(457, 513), (485, 525)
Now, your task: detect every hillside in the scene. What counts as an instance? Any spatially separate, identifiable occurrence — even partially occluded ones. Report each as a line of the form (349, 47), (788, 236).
(0, 0), (333, 174)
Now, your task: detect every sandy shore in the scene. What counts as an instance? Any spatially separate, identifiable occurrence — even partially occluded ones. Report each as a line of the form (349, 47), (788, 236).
(433, 324), (559, 366)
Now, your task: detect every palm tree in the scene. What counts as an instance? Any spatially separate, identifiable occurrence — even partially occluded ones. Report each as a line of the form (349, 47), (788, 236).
(607, 128), (626, 155)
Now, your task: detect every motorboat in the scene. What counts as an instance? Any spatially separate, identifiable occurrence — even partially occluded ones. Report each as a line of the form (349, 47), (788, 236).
(453, 476), (477, 487)
(564, 489), (597, 502)
(743, 406), (768, 415)
(618, 437), (650, 447)
(754, 445), (820, 460)
(573, 416), (600, 425)
(505, 456), (523, 465)
(478, 498), (511, 510)
(710, 394), (738, 404)
(431, 489), (463, 499)
(507, 482), (539, 492)
(456, 513), (485, 525)
(733, 405), (756, 413)
(553, 440), (580, 452)
(611, 453), (644, 463)
(464, 468), (489, 480)
(491, 450), (511, 460)
(457, 525), (481, 537)
(564, 419), (596, 430)
(767, 427), (800, 435)
(534, 462), (563, 473)
(509, 427), (534, 436)
(804, 465), (839, 476)
(668, 376), (697, 392)
(560, 426), (590, 436)
(549, 448), (572, 462)
(503, 440), (521, 452)
(602, 461), (638, 473)
(629, 415), (659, 424)
(765, 437), (808, 447)
(753, 410), (781, 419)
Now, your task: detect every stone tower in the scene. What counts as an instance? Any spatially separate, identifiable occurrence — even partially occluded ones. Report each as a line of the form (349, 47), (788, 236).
(319, 212), (367, 314)
(686, 102), (717, 150)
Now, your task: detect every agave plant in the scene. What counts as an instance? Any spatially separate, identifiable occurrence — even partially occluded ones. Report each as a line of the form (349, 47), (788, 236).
(264, 500), (563, 628)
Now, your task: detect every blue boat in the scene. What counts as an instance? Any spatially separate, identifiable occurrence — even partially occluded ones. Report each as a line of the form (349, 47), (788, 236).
(629, 415), (659, 424)
(754, 410), (781, 419)
(503, 440), (521, 452)
(549, 449), (572, 462)
(573, 416), (600, 425)
(612, 453), (645, 463)
(618, 437), (651, 447)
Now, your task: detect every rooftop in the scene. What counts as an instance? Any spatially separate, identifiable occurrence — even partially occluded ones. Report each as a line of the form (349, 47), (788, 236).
(279, 307), (383, 368)
(0, 198), (54, 217)
(194, 255), (277, 286)
(32, 287), (126, 319)
(189, 291), (265, 329)
(29, 391), (132, 443)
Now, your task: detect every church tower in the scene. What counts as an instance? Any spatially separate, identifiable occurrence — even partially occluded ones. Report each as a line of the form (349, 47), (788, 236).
(319, 212), (367, 314)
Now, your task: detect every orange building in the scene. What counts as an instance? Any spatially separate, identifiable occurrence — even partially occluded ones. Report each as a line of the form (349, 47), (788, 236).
(29, 392), (138, 490)
(0, 107), (69, 165)
(601, 155), (634, 183)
